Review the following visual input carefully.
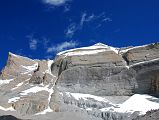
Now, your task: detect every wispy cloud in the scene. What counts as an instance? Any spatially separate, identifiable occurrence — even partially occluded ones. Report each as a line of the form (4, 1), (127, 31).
(65, 23), (78, 38)
(42, 37), (50, 49)
(29, 39), (38, 50)
(42, 0), (70, 6)
(27, 34), (38, 50)
(64, 4), (71, 12)
(47, 40), (78, 53)
(65, 12), (112, 38)
(80, 13), (95, 27)
(80, 12), (112, 28)
(102, 17), (112, 22)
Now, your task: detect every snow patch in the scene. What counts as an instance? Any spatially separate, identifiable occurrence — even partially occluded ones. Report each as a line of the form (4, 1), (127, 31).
(35, 107), (53, 115)
(66, 92), (109, 102)
(0, 79), (14, 85)
(21, 63), (38, 71)
(58, 43), (119, 56)
(129, 58), (159, 67)
(11, 82), (24, 90)
(61, 49), (107, 56)
(119, 44), (148, 54)
(101, 94), (159, 115)
(45, 60), (54, 76)
(116, 94), (159, 114)
(20, 85), (50, 95)
(9, 52), (35, 62)
(8, 97), (21, 103)
(57, 43), (109, 55)
(35, 83), (54, 115)
(109, 46), (119, 54)
(0, 106), (15, 111)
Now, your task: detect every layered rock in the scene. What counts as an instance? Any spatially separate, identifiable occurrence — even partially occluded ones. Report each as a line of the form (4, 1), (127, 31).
(0, 42), (159, 120)
(51, 43), (159, 96)
(122, 43), (159, 65)
(122, 43), (159, 95)
(52, 44), (132, 96)
(0, 53), (55, 115)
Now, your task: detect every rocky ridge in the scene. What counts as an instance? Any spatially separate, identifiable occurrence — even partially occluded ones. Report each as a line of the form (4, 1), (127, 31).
(0, 42), (159, 120)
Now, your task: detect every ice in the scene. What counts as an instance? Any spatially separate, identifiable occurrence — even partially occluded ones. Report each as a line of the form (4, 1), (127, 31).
(21, 63), (38, 71)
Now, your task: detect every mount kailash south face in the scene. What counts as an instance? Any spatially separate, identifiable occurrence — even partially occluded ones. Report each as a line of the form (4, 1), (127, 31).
(0, 43), (159, 120)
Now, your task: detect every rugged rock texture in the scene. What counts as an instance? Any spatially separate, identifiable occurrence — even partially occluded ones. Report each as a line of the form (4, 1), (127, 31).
(54, 43), (159, 96)
(0, 52), (37, 80)
(0, 53), (55, 115)
(52, 44), (133, 96)
(122, 43), (159, 65)
(0, 42), (159, 120)
(134, 109), (159, 120)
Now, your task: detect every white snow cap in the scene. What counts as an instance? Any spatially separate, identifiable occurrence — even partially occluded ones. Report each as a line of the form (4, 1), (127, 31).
(9, 52), (35, 62)
(93, 43), (109, 47)
(57, 43), (119, 56)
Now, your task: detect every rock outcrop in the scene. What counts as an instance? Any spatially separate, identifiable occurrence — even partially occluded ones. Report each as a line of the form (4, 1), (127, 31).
(0, 42), (159, 120)
(53, 43), (159, 96)
(0, 53), (55, 115)
(134, 109), (159, 120)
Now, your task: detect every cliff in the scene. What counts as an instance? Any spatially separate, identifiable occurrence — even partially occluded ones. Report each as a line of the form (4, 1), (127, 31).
(0, 42), (159, 120)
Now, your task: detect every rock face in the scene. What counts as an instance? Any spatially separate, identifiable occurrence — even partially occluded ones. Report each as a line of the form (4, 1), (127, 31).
(53, 43), (159, 96)
(134, 109), (159, 120)
(122, 43), (159, 65)
(0, 43), (159, 120)
(0, 53), (55, 115)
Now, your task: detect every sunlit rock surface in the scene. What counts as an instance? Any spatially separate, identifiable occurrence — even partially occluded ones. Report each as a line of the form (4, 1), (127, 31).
(0, 42), (159, 120)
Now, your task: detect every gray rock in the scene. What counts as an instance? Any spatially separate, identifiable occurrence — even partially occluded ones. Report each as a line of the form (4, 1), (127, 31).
(122, 43), (159, 65)
(0, 42), (159, 120)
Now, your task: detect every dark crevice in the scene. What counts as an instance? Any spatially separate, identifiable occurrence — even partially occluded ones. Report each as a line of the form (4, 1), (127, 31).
(122, 54), (130, 65)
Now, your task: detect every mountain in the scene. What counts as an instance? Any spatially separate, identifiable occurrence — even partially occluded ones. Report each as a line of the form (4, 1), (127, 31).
(0, 42), (159, 120)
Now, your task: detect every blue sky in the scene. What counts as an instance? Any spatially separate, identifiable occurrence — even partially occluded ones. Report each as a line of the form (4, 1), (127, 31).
(0, 0), (159, 70)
